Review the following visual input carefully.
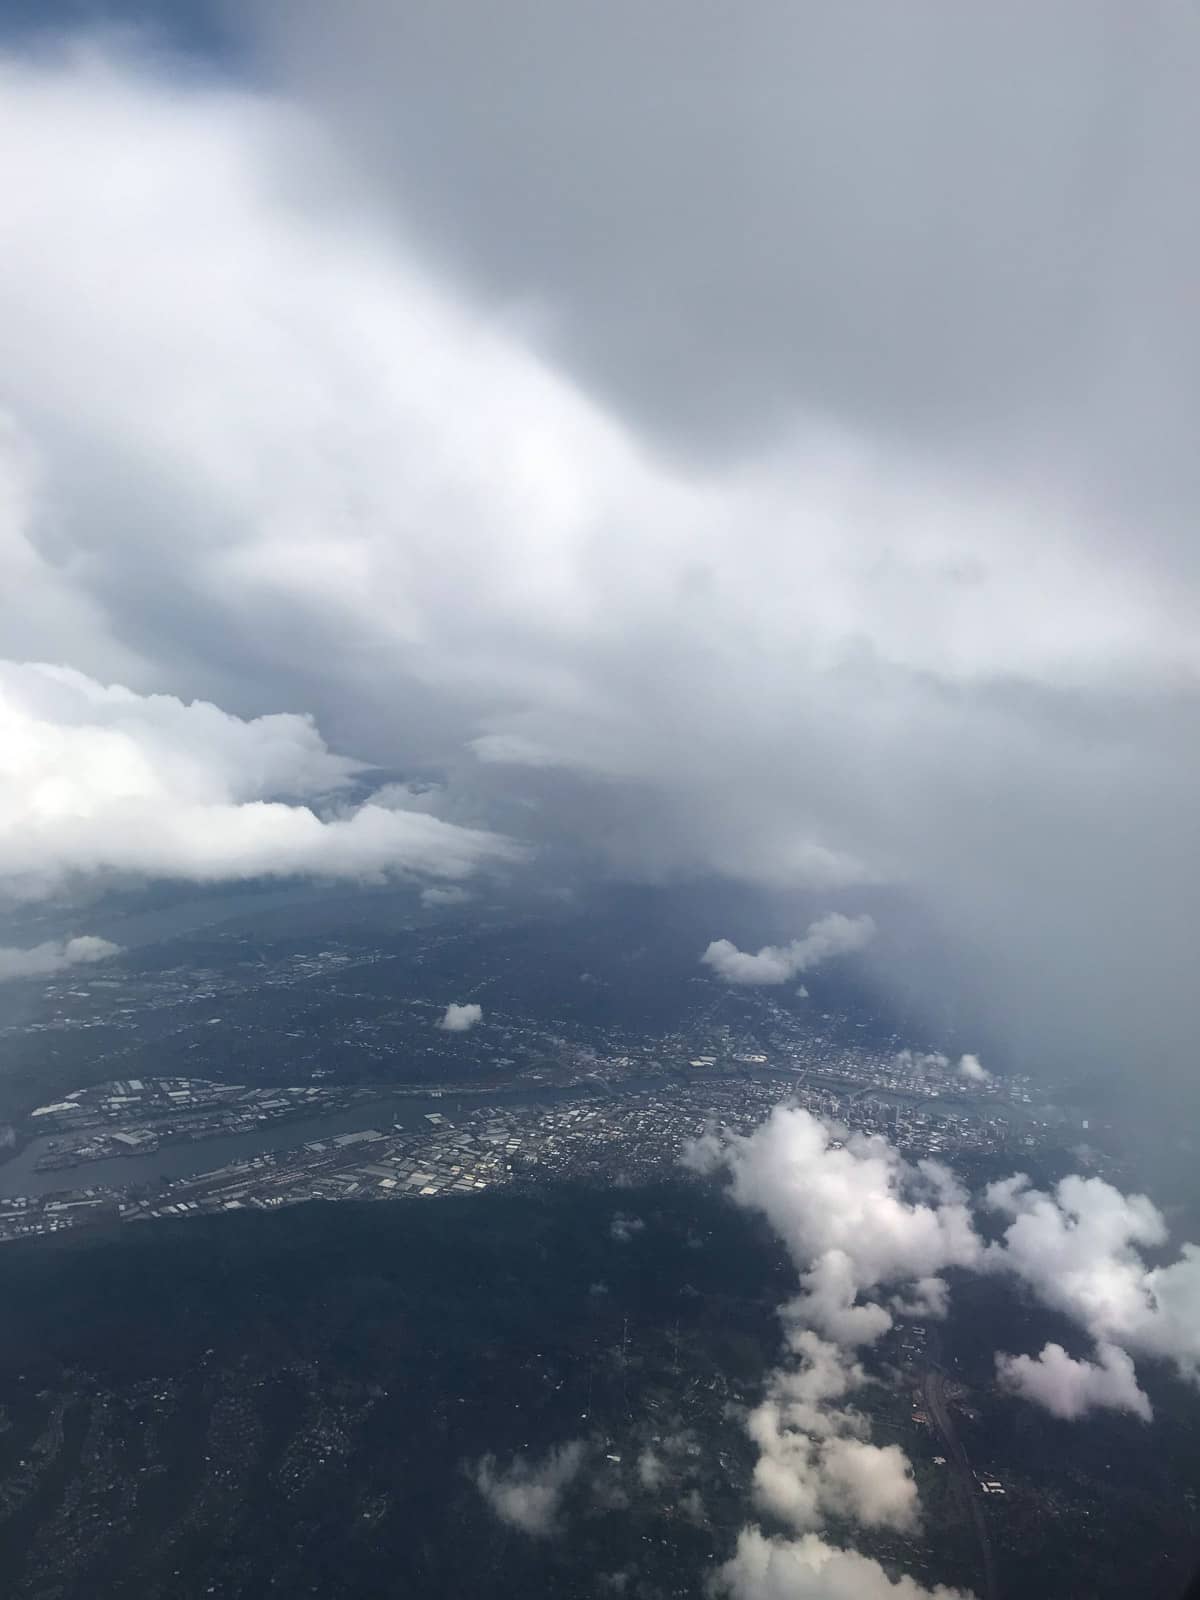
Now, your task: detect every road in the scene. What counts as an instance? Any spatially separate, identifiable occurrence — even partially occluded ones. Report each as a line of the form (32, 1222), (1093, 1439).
(922, 1364), (1000, 1600)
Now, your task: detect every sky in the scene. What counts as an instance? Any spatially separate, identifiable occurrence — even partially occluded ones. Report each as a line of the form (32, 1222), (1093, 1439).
(0, 2), (1197, 1094)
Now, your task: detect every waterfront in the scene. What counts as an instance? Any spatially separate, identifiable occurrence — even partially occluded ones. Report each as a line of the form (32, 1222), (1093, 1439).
(0, 1081), (614, 1198)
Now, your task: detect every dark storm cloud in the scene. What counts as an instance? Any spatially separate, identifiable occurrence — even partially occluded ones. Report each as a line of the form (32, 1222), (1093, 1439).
(242, 1), (1199, 553)
(0, 6), (1197, 1096)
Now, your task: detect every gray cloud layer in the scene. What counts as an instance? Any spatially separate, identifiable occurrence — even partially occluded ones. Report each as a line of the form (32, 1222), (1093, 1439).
(0, 15), (1197, 1086)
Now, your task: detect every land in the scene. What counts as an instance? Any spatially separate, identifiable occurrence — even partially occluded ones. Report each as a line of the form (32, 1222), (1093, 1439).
(0, 1056), (1060, 1245)
(0, 894), (1083, 1244)
(0, 888), (1187, 1598)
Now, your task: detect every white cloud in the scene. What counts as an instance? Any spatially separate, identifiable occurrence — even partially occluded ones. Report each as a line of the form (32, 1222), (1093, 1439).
(683, 1113), (940, 1558)
(702, 915), (876, 987)
(684, 1106), (981, 1345)
(747, 1331), (918, 1535)
(689, 1103), (1188, 1596)
(0, 662), (517, 901)
(996, 1341), (1152, 1422)
(713, 1527), (975, 1600)
(985, 1174), (1200, 1385)
(696, 1106), (1200, 1409)
(438, 1001), (483, 1032)
(0, 934), (121, 983)
(957, 1054), (989, 1084)
(475, 1441), (585, 1537)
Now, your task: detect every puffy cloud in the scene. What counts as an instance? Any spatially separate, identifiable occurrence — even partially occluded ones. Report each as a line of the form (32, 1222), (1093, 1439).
(474, 1441), (585, 1537)
(996, 1341), (1152, 1423)
(712, 1527), (975, 1600)
(0, 662), (516, 902)
(0, 934), (120, 983)
(697, 1106), (1200, 1401)
(438, 1002), (483, 1032)
(691, 1105), (1198, 1596)
(781, 1253), (896, 1350)
(684, 1113), (937, 1553)
(956, 1054), (989, 1084)
(685, 1107), (981, 1345)
(702, 915), (876, 987)
(894, 1051), (950, 1075)
(747, 1331), (918, 1535)
(985, 1174), (1200, 1385)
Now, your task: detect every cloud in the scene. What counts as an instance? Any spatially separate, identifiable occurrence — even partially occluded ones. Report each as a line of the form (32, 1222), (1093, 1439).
(0, 35), (1198, 1091)
(610, 1212), (645, 1244)
(684, 1107), (981, 1345)
(702, 915), (876, 987)
(686, 1103), (1189, 1595)
(475, 1441), (585, 1537)
(686, 1112), (973, 1574)
(890, 1276), (951, 1321)
(224, 0), (1200, 1099)
(996, 1341), (1152, 1422)
(747, 1330), (918, 1536)
(0, 662), (516, 901)
(712, 1527), (975, 1600)
(420, 885), (472, 907)
(894, 1051), (950, 1075)
(956, 1054), (989, 1084)
(695, 1106), (1200, 1402)
(985, 1174), (1200, 1385)
(0, 934), (121, 983)
(438, 1001), (482, 1032)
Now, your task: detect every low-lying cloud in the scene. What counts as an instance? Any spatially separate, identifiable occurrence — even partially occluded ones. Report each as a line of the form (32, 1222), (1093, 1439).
(0, 934), (121, 983)
(701, 914), (876, 987)
(687, 1100), (1200, 1590)
(984, 1174), (1200, 1387)
(685, 1107), (980, 1346)
(438, 1002), (483, 1032)
(712, 1527), (974, 1600)
(996, 1341), (1152, 1422)
(474, 1441), (585, 1537)
(748, 1329), (917, 1535)
(610, 1212), (645, 1244)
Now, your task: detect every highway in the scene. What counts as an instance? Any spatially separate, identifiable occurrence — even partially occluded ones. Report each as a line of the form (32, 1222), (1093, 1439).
(922, 1362), (1000, 1600)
